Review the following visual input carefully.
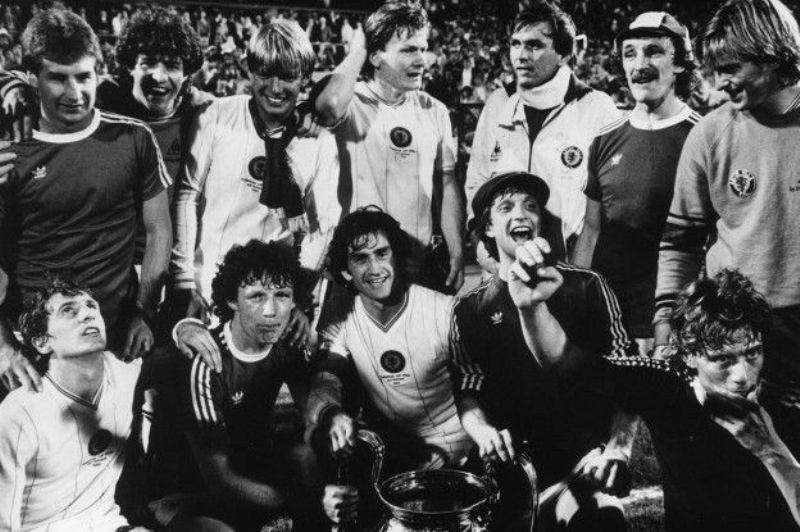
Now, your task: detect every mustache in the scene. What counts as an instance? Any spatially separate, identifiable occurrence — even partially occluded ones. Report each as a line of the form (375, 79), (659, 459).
(630, 69), (659, 83)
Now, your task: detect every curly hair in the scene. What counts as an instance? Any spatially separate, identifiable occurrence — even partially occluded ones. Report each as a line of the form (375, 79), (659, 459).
(210, 240), (299, 324)
(18, 276), (92, 350)
(326, 208), (411, 288)
(21, 8), (101, 74)
(115, 7), (203, 76)
(670, 269), (772, 361)
(364, 1), (429, 79)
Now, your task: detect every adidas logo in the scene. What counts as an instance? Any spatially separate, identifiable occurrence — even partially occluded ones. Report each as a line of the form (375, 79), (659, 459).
(32, 166), (47, 180)
(231, 391), (244, 404)
(491, 312), (503, 325)
(166, 137), (181, 158)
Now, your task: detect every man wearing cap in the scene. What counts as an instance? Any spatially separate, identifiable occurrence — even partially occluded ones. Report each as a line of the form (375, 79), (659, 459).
(572, 12), (701, 353)
(655, 0), (800, 457)
(465, 0), (619, 263)
(450, 171), (636, 531)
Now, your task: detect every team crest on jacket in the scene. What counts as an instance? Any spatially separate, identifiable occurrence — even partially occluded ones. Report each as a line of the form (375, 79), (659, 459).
(729, 169), (756, 198)
(560, 146), (583, 168)
(389, 127), (413, 148)
(380, 350), (406, 373)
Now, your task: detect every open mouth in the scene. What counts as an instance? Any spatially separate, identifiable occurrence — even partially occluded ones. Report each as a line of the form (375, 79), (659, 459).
(365, 276), (390, 288)
(145, 86), (171, 97)
(509, 226), (534, 244)
(82, 326), (101, 337)
(263, 95), (288, 106)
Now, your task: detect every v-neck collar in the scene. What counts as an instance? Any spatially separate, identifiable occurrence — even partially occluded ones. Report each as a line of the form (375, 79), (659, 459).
(358, 290), (410, 332)
(47, 371), (104, 410)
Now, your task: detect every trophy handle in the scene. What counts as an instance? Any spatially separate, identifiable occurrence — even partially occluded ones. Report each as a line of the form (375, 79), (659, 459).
(515, 451), (538, 532)
(332, 429), (386, 532)
(482, 451), (539, 532)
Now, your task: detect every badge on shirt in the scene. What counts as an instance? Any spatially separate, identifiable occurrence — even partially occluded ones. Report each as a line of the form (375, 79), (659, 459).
(389, 127), (413, 148)
(560, 145), (584, 169)
(729, 169), (756, 198)
(379, 350), (411, 385)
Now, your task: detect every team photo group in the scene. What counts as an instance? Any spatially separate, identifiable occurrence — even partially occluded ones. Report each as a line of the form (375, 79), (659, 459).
(0, 0), (798, 530)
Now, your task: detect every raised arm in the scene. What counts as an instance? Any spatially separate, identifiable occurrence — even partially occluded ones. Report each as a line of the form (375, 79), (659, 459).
(314, 28), (365, 127)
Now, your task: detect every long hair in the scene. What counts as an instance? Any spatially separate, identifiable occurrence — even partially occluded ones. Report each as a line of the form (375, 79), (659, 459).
(326, 208), (411, 287)
(702, 0), (800, 85)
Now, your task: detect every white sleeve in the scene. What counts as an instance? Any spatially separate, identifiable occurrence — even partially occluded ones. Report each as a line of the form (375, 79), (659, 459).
(171, 102), (218, 290)
(0, 398), (36, 531)
(465, 93), (500, 216)
(435, 102), (457, 175)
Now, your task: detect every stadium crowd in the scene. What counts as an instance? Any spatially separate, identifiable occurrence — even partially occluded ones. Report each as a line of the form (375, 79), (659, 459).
(0, 0), (800, 531)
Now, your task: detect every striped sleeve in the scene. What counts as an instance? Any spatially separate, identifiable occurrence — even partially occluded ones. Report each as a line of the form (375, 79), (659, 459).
(448, 298), (486, 399)
(100, 112), (171, 194)
(558, 264), (636, 358)
(0, 398), (37, 530)
(188, 357), (224, 429)
(655, 122), (713, 322)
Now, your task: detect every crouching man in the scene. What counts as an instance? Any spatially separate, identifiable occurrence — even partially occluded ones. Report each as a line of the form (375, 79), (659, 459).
(0, 278), (146, 531)
(451, 171), (638, 531)
(521, 265), (800, 531)
(139, 240), (327, 531)
(308, 209), (473, 526)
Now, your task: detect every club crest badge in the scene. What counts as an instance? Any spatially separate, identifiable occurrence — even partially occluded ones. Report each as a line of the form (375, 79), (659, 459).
(88, 429), (112, 456)
(560, 146), (584, 169)
(729, 169), (756, 198)
(248, 156), (267, 181)
(389, 127), (413, 148)
(380, 350), (406, 373)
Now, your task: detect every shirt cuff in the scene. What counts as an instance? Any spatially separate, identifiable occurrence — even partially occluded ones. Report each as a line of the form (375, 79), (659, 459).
(172, 317), (207, 348)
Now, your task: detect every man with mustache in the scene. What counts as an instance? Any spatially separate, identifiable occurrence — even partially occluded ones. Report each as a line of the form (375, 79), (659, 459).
(0, 278), (145, 531)
(314, 1), (465, 293)
(655, 0), (800, 457)
(572, 13), (701, 354)
(465, 0), (620, 264)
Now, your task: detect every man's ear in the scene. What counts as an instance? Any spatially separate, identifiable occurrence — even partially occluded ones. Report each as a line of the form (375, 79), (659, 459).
(32, 335), (51, 356)
(28, 72), (38, 90)
(685, 354), (698, 369)
(341, 270), (353, 282)
(484, 220), (495, 240)
(369, 49), (383, 71)
(227, 299), (239, 314)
